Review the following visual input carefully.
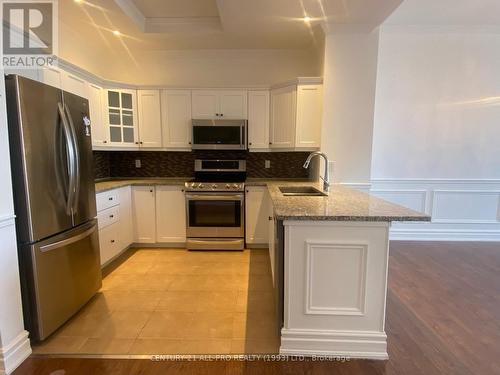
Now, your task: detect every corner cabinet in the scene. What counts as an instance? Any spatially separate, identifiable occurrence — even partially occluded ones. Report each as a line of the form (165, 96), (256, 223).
(270, 82), (323, 150)
(248, 90), (270, 150)
(161, 89), (192, 149)
(192, 90), (247, 119)
(105, 89), (139, 148)
(137, 90), (162, 148)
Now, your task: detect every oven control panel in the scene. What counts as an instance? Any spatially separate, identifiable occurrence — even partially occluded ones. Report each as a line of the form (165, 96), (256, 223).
(185, 182), (245, 192)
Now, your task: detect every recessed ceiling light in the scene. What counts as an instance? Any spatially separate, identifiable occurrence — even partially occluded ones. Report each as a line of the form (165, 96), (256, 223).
(113, 30), (121, 36)
(303, 16), (311, 23)
(74, 0), (83, 3)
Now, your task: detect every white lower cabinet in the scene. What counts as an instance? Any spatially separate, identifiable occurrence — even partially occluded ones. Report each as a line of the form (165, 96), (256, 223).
(118, 186), (134, 249)
(132, 186), (157, 243)
(245, 186), (269, 245)
(156, 186), (186, 243)
(96, 187), (130, 266)
(98, 222), (121, 265)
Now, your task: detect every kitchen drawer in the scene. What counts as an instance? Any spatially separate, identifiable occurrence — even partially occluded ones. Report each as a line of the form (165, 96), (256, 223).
(96, 190), (120, 212)
(98, 222), (120, 266)
(97, 205), (120, 230)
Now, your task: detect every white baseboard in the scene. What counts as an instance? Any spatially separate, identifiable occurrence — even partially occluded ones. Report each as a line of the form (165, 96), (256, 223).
(0, 331), (31, 375)
(280, 329), (388, 360)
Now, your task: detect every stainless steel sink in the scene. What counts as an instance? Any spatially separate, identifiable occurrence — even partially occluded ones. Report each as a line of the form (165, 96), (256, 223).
(279, 186), (327, 197)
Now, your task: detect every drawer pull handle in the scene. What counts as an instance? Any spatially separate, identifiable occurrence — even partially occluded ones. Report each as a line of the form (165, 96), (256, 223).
(108, 197), (113, 201)
(111, 239), (115, 243)
(109, 215), (114, 218)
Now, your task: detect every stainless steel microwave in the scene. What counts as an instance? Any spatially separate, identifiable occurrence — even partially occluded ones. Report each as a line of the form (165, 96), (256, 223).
(191, 119), (247, 150)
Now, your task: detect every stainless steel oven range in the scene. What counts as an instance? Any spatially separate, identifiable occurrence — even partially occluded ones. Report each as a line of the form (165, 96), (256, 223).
(185, 159), (246, 250)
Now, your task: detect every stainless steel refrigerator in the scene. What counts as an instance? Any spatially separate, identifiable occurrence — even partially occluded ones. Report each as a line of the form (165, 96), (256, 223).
(5, 75), (101, 342)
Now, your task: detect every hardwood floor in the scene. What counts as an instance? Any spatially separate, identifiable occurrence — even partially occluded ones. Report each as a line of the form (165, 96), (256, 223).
(13, 241), (500, 375)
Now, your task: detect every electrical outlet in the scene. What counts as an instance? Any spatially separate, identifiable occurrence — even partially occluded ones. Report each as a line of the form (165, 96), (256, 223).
(265, 160), (271, 169)
(135, 159), (141, 168)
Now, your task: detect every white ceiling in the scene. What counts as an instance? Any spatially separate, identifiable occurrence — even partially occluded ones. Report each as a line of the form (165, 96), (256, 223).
(60, 0), (403, 52)
(385, 0), (500, 26)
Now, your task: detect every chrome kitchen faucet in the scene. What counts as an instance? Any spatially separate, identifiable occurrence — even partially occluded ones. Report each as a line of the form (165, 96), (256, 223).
(303, 151), (330, 193)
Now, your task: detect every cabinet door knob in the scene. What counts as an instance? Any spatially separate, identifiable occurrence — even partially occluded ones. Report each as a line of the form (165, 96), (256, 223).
(215, 113), (219, 117)
(188, 142), (191, 145)
(111, 239), (115, 243)
(140, 141), (143, 145)
(109, 215), (114, 218)
(108, 197), (113, 201)
(269, 216), (273, 221)
(103, 140), (108, 144)
(220, 113), (223, 117)
(135, 142), (139, 145)
(249, 142), (252, 145)
(269, 142), (272, 145)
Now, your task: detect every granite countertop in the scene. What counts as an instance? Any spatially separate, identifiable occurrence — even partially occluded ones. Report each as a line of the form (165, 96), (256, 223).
(95, 178), (431, 223)
(267, 181), (431, 222)
(95, 177), (313, 192)
(95, 178), (189, 193)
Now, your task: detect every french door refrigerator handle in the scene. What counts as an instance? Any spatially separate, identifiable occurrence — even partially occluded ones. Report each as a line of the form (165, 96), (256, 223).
(64, 103), (80, 213)
(57, 102), (76, 215)
(39, 222), (97, 252)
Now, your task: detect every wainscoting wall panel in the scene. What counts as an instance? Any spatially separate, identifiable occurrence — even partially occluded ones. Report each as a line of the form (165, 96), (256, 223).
(368, 179), (500, 241)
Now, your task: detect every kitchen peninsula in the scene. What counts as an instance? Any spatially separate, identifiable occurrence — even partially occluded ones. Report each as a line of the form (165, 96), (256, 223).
(94, 178), (430, 359)
(266, 181), (430, 359)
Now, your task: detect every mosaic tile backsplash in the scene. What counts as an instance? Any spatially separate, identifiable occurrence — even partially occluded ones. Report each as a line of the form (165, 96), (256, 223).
(93, 151), (312, 180)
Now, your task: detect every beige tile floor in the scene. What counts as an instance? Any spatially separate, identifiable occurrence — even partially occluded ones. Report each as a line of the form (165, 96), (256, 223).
(32, 248), (279, 355)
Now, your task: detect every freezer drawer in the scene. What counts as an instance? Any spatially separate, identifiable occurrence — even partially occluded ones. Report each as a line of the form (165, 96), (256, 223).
(20, 219), (102, 341)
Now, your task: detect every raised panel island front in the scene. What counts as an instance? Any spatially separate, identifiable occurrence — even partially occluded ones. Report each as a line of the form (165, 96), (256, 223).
(266, 182), (431, 360)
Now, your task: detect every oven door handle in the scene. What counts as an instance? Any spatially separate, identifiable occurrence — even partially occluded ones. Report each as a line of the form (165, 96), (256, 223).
(185, 193), (244, 201)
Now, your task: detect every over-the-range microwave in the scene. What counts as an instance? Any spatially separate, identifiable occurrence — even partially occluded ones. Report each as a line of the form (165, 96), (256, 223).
(191, 119), (247, 150)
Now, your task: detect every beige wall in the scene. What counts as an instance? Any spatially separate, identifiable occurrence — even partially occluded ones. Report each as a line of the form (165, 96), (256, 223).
(320, 31), (380, 184)
(59, 22), (322, 87)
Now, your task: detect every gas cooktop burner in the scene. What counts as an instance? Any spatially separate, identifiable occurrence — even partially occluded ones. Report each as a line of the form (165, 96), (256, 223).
(184, 181), (245, 192)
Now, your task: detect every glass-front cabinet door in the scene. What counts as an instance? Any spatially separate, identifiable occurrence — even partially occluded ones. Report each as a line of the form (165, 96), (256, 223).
(106, 89), (138, 147)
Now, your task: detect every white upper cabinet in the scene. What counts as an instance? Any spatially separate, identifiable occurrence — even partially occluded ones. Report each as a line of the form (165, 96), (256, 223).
(161, 90), (192, 149)
(87, 83), (108, 148)
(137, 89), (162, 148)
(61, 72), (87, 98)
(192, 90), (218, 118)
(38, 67), (87, 98)
(192, 90), (247, 119)
(105, 89), (139, 148)
(248, 90), (270, 150)
(270, 85), (296, 149)
(295, 85), (323, 148)
(270, 83), (323, 150)
(156, 185), (186, 243)
(38, 66), (62, 89)
(218, 90), (248, 119)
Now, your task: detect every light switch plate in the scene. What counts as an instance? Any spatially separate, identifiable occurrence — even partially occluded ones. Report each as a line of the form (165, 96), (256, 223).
(135, 159), (141, 168)
(265, 160), (271, 169)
